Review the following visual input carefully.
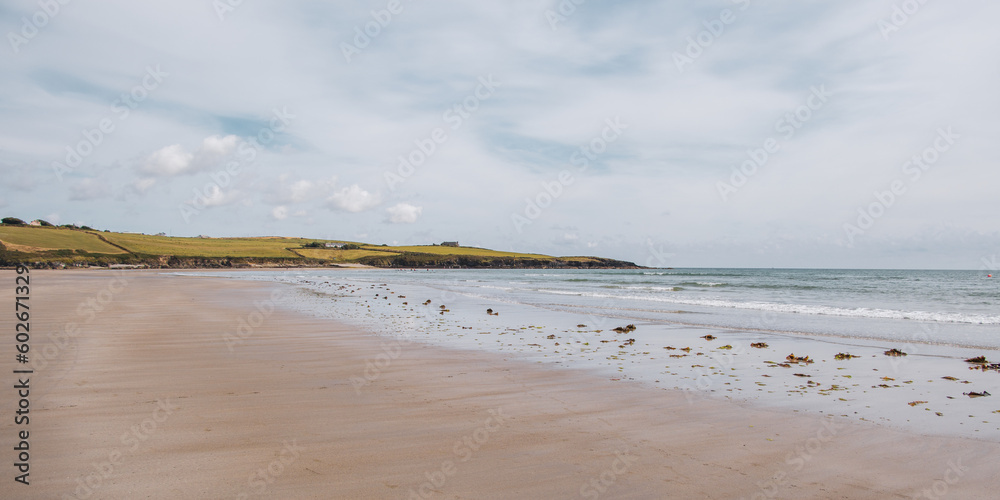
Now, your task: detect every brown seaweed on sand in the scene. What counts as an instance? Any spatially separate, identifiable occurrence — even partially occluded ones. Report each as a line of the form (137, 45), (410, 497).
(908, 401), (928, 406)
(750, 342), (768, 348)
(883, 348), (907, 357)
(965, 356), (988, 363)
(964, 391), (992, 398)
(786, 354), (814, 364)
(834, 353), (859, 360)
(701, 334), (717, 341)
(970, 363), (1000, 372)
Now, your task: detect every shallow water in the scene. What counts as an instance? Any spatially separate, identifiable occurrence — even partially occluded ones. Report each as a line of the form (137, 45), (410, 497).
(182, 268), (1000, 440)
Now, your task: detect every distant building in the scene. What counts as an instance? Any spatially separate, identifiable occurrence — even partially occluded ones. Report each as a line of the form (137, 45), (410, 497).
(155, 232), (166, 236)
(325, 243), (345, 248)
(28, 220), (41, 226)
(441, 241), (459, 247)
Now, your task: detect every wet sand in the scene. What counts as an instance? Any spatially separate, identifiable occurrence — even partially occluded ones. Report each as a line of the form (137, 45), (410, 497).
(2, 270), (998, 499)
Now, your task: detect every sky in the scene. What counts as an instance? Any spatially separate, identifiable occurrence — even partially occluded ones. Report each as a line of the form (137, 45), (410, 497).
(1, 0), (998, 269)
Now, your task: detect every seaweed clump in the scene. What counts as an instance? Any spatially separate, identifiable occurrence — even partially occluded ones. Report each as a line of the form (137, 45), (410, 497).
(786, 354), (814, 364)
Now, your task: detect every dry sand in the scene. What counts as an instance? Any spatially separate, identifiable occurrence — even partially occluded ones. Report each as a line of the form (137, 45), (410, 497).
(2, 270), (998, 499)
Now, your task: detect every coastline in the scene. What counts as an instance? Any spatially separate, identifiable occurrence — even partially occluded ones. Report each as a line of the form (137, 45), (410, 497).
(3, 270), (998, 498)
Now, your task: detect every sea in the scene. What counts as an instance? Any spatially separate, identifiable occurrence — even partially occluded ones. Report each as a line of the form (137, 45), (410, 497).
(188, 268), (1000, 438)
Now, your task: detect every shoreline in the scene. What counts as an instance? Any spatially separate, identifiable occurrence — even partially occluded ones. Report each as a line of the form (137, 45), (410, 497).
(3, 271), (999, 498)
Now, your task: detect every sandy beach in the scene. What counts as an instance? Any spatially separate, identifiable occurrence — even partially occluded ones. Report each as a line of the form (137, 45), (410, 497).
(2, 270), (998, 499)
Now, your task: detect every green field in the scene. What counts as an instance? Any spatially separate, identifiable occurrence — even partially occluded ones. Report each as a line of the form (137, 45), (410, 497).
(0, 226), (126, 254)
(295, 248), (401, 261)
(0, 224), (635, 268)
(362, 245), (552, 259)
(94, 232), (325, 258)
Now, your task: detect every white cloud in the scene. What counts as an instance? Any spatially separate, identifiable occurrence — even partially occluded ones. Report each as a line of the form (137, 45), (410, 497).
(272, 205), (289, 220)
(327, 184), (380, 212)
(3, 2), (998, 267)
(139, 135), (239, 177)
(199, 135), (239, 157)
(385, 203), (422, 223)
(266, 175), (338, 204)
(141, 144), (193, 176)
(199, 185), (241, 207)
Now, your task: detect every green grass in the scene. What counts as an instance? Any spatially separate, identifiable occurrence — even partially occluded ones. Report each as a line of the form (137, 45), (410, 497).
(362, 245), (553, 259)
(93, 232), (319, 258)
(0, 226), (634, 268)
(0, 226), (126, 254)
(295, 248), (401, 261)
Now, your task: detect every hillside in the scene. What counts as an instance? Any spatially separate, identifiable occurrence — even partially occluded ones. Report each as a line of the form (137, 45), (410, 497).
(0, 225), (639, 269)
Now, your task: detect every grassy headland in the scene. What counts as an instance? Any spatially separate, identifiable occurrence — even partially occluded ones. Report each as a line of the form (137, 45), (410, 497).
(0, 225), (638, 269)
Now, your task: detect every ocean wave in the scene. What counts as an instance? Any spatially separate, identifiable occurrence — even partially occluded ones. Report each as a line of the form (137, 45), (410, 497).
(678, 281), (726, 287)
(541, 290), (1000, 325)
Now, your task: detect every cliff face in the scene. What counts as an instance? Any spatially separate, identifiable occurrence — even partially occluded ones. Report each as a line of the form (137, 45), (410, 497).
(354, 253), (639, 269)
(2, 249), (639, 270)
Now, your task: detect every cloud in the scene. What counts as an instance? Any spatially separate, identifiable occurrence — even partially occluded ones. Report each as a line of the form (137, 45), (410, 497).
(141, 144), (193, 176)
(272, 205), (289, 220)
(327, 184), (380, 212)
(139, 135), (239, 177)
(385, 203), (422, 223)
(198, 185), (241, 207)
(69, 178), (111, 201)
(265, 175), (338, 205)
(199, 134), (239, 157)
(554, 232), (579, 245)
